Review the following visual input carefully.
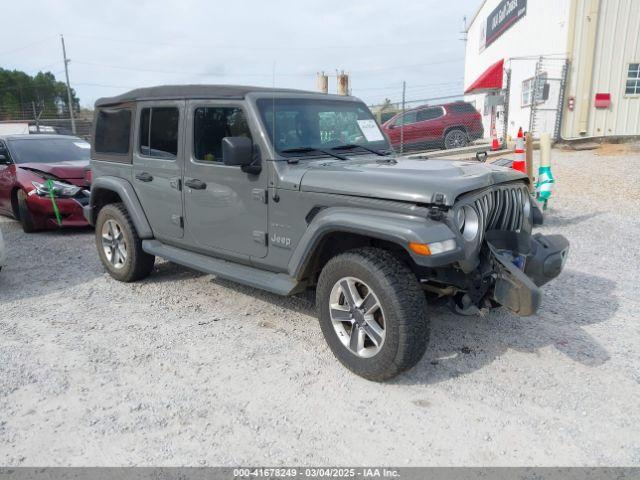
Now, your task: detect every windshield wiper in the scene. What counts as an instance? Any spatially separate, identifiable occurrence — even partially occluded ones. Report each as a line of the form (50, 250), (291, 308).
(330, 144), (390, 156)
(280, 147), (347, 161)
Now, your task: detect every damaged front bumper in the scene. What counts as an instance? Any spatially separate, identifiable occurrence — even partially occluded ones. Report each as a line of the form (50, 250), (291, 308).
(486, 230), (569, 316)
(26, 190), (90, 229)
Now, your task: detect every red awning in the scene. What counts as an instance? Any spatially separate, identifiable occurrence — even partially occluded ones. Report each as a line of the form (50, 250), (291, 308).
(464, 59), (504, 94)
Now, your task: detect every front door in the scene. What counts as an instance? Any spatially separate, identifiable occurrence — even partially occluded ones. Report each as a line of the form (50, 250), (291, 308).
(132, 101), (184, 241)
(183, 100), (268, 258)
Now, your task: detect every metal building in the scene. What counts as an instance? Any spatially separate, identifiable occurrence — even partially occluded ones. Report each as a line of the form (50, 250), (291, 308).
(463, 0), (640, 141)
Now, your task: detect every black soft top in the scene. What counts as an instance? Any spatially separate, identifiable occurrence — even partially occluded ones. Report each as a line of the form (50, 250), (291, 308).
(94, 84), (317, 107)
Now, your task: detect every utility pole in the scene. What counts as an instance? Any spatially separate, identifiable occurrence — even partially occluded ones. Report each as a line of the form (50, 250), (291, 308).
(32, 101), (41, 133)
(60, 34), (76, 135)
(400, 81), (406, 154)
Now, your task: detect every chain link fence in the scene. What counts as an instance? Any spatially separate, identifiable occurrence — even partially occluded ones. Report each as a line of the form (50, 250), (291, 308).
(0, 103), (92, 139)
(367, 89), (489, 154)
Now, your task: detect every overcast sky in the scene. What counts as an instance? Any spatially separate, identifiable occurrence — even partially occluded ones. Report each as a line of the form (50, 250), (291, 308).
(1, 0), (479, 108)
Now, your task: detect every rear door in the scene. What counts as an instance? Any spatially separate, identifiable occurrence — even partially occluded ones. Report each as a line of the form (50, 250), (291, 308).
(183, 100), (268, 258)
(132, 101), (185, 240)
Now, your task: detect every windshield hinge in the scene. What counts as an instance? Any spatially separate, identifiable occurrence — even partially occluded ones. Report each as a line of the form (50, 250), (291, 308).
(428, 193), (447, 221)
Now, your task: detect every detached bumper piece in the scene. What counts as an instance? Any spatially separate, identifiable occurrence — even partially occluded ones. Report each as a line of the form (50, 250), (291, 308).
(486, 230), (569, 316)
(525, 233), (570, 287)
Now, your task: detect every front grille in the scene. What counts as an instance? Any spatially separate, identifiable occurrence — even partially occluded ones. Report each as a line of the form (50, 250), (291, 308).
(459, 184), (528, 244)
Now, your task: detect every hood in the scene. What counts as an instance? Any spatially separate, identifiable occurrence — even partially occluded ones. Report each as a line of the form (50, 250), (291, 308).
(18, 160), (88, 181)
(298, 156), (526, 206)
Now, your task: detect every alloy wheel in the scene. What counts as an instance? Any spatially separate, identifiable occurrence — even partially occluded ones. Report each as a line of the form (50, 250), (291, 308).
(445, 130), (467, 149)
(101, 219), (127, 269)
(329, 276), (386, 358)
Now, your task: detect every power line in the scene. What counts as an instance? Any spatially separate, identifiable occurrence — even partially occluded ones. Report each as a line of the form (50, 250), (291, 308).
(70, 57), (464, 78)
(74, 82), (138, 89)
(71, 60), (311, 78)
(0, 36), (56, 57)
(353, 80), (463, 92)
(66, 33), (465, 51)
(369, 93), (465, 107)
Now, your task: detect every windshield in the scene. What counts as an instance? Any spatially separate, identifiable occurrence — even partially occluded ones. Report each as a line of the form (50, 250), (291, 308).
(256, 98), (389, 156)
(8, 137), (91, 164)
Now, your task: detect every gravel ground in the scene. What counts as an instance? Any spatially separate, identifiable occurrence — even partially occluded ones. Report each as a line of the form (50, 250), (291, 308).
(0, 148), (639, 466)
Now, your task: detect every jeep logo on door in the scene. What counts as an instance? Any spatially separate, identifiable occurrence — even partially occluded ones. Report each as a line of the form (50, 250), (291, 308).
(271, 233), (292, 248)
(485, 0), (527, 47)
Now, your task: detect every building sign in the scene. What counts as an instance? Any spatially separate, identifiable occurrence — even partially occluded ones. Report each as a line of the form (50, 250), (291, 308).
(485, 0), (527, 47)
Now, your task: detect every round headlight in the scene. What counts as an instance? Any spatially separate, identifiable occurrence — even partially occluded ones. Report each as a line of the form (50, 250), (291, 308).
(460, 205), (480, 241)
(454, 207), (466, 231)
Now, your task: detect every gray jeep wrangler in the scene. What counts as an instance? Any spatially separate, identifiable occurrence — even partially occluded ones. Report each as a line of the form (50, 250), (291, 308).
(85, 85), (569, 381)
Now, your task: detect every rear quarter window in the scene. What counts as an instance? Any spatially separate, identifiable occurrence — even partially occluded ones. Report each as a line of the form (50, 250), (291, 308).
(94, 108), (132, 155)
(447, 103), (479, 114)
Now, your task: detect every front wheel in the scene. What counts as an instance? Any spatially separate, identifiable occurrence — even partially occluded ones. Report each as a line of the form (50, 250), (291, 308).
(443, 128), (469, 149)
(316, 247), (429, 381)
(17, 190), (38, 233)
(95, 203), (155, 282)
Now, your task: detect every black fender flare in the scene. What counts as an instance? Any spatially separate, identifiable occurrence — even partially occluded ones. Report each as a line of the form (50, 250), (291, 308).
(85, 176), (154, 238)
(288, 207), (461, 279)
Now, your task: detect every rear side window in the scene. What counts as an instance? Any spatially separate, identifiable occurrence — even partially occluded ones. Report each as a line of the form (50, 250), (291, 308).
(94, 108), (132, 154)
(417, 108), (443, 121)
(447, 103), (478, 113)
(194, 107), (251, 162)
(139, 107), (179, 159)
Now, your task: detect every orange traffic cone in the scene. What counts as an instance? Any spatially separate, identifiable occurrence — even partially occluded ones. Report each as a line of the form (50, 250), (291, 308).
(491, 131), (500, 151)
(512, 127), (526, 172)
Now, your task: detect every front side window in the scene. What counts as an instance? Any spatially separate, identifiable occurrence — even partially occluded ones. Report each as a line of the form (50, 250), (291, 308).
(626, 63), (640, 95)
(139, 107), (179, 159)
(95, 108), (132, 154)
(395, 110), (417, 126)
(194, 107), (251, 162)
(257, 98), (388, 155)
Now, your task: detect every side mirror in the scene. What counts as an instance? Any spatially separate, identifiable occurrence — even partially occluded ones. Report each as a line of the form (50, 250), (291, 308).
(388, 124), (397, 129)
(0, 154), (8, 164)
(222, 137), (260, 174)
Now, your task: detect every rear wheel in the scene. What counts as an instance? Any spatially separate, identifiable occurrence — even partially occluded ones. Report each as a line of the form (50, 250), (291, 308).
(17, 190), (38, 233)
(316, 247), (429, 381)
(95, 203), (155, 282)
(444, 128), (469, 149)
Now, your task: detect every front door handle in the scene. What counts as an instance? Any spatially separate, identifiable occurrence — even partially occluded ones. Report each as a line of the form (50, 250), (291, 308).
(135, 172), (153, 182)
(185, 178), (207, 190)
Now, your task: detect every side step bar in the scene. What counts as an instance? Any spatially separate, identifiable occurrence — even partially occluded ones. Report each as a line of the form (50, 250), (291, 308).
(142, 240), (301, 296)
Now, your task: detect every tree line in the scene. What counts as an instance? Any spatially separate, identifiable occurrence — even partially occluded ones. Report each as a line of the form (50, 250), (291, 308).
(0, 68), (80, 120)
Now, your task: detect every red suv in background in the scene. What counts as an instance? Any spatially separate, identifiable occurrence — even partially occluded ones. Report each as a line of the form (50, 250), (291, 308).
(382, 101), (484, 151)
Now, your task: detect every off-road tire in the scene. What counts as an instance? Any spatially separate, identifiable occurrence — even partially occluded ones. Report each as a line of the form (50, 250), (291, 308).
(17, 190), (38, 233)
(443, 128), (469, 149)
(95, 203), (155, 282)
(316, 247), (429, 381)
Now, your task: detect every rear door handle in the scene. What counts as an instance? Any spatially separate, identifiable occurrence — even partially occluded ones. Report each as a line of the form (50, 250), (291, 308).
(135, 172), (153, 182)
(184, 178), (207, 190)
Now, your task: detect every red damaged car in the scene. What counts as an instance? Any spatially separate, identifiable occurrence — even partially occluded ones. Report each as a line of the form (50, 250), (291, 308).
(0, 134), (91, 232)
